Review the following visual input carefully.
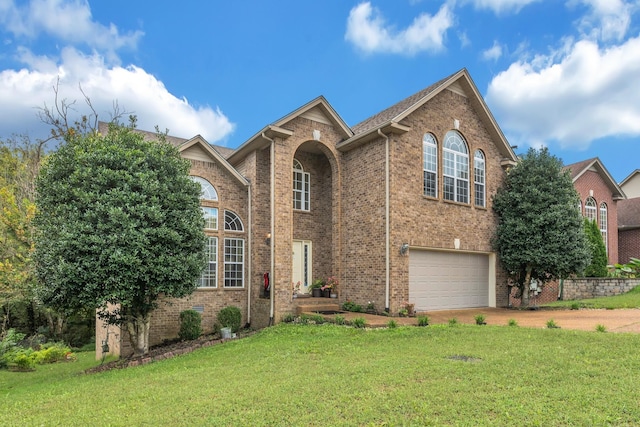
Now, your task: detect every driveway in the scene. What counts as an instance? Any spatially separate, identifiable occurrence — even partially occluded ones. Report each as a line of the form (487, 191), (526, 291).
(331, 308), (640, 333)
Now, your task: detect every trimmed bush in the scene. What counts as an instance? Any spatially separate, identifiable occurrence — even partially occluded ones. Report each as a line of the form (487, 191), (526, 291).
(217, 306), (242, 333)
(179, 310), (202, 341)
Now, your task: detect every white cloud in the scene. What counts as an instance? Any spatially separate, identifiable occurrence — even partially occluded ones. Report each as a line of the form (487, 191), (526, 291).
(0, 0), (143, 56)
(345, 2), (454, 55)
(481, 40), (503, 61)
(0, 47), (235, 144)
(571, 0), (633, 42)
(0, 0), (234, 144)
(486, 36), (640, 150)
(466, 0), (541, 14)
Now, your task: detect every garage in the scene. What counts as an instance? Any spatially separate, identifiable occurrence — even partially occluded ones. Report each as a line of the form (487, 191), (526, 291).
(409, 250), (490, 311)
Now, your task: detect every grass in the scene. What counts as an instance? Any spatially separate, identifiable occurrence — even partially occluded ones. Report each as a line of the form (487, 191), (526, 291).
(544, 285), (640, 309)
(2, 324), (640, 426)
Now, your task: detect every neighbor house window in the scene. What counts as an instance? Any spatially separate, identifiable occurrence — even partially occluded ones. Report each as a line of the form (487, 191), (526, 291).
(224, 210), (244, 231)
(224, 238), (244, 288)
(202, 207), (218, 230)
(600, 202), (608, 253)
(293, 158), (310, 211)
(423, 133), (438, 197)
(190, 176), (218, 201)
(474, 150), (485, 207)
(443, 131), (469, 203)
(199, 237), (217, 288)
(584, 197), (597, 223)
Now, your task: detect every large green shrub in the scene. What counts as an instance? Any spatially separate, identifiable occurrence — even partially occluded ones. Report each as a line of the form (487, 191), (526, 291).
(0, 329), (25, 368)
(217, 306), (242, 333)
(584, 218), (608, 277)
(178, 310), (202, 341)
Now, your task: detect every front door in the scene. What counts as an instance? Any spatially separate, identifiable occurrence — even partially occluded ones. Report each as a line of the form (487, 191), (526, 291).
(292, 240), (312, 294)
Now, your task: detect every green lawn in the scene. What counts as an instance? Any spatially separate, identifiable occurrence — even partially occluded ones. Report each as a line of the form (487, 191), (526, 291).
(2, 324), (640, 426)
(545, 283), (640, 309)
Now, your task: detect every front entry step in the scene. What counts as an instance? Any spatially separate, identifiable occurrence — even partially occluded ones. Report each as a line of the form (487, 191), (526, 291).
(296, 303), (340, 315)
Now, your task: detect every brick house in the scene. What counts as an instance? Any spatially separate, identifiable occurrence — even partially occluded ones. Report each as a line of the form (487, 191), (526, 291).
(618, 170), (640, 263)
(98, 68), (519, 357)
(564, 158), (625, 265)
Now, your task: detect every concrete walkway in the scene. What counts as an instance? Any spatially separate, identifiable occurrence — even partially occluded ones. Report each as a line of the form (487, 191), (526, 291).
(316, 307), (640, 333)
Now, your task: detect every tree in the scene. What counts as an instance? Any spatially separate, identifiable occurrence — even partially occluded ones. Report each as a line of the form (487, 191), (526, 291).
(492, 147), (589, 307)
(0, 135), (43, 332)
(583, 218), (608, 277)
(33, 121), (206, 356)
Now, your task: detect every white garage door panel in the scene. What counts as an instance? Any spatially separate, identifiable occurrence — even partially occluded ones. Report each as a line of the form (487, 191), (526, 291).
(409, 251), (489, 311)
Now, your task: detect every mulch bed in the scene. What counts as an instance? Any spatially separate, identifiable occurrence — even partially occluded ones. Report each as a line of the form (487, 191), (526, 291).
(85, 330), (256, 374)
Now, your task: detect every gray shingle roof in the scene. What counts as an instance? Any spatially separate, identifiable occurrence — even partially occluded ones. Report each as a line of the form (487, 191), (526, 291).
(351, 72), (454, 135)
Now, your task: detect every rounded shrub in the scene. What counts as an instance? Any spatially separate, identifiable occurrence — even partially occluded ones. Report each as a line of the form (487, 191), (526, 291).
(179, 310), (202, 341)
(217, 306), (242, 333)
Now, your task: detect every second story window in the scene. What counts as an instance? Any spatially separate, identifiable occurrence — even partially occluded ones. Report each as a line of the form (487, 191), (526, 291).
(585, 197), (597, 223)
(190, 176), (218, 201)
(474, 150), (486, 207)
(443, 131), (469, 204)
(293, 158), (310, 211)
(423, 133), (438, 198)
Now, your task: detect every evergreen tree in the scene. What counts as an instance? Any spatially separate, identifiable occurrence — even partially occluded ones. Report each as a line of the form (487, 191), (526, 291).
(493, 148), (589, 306)
(583, 218), (608, 277)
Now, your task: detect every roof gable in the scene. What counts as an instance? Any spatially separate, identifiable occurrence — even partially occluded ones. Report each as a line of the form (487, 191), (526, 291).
(338, 69), (517, 162)
(179, 136), (249, 186)
(564, 158), (625, 200)
(228, 96), (352, 165)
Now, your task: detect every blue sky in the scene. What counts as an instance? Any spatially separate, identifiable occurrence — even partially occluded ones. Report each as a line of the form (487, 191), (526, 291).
(1, 0), (639, 182)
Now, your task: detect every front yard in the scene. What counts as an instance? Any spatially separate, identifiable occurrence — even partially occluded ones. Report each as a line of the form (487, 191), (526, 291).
(2, 323), (640, 426)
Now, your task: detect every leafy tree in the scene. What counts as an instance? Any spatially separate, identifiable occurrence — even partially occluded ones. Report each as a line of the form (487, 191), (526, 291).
(492, 147), (589, 307)
(583, 218), (608, 277)
(0, 136), (43, 333)
(33, 121), (206, 356)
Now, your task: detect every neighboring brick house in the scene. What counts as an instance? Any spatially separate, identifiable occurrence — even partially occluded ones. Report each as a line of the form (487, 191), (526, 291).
(564, 158), (625, 265)
(618, 170), (640, 263)
(98, 68), (519, 357)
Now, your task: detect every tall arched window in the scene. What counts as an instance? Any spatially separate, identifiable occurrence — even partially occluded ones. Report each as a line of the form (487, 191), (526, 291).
(423, 133), (437, 198)
(293, 158), (310, 211)
(584, 197), (597, 223)
(474, 150), (485, 207)
(443, 131), (469, 203)
(600, 202), (608, 253)
(190, 176), (218, 201)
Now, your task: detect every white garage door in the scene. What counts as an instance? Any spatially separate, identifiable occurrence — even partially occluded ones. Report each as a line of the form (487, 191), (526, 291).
(409, 251), (489, 311)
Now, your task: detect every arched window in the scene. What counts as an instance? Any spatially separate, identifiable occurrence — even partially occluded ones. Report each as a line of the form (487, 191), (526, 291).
(443, 131), (469, 203)
(190, 176), (218, 201)
(224, 210), (244, 232)
(474, 150), (485, 207)
(423, 133), (438, 198)
(584, 197), (597, 223)
(600, 202), (608, 253)
(293, 158), (310, 211)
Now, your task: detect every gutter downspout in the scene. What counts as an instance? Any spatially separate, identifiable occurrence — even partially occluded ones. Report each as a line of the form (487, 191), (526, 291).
(262, 132), (276, 326)
(246, 182), (252, 327)
(378, 129), (390, 312)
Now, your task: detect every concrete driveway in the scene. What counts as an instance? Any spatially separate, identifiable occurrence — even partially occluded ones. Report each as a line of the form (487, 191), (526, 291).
(331, 308), (640, 333)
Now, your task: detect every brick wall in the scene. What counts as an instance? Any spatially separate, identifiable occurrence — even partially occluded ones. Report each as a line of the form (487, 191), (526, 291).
(390, 88), (509, 310)
(619, 228), (640, 264)
(573, 170), (619, 264)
